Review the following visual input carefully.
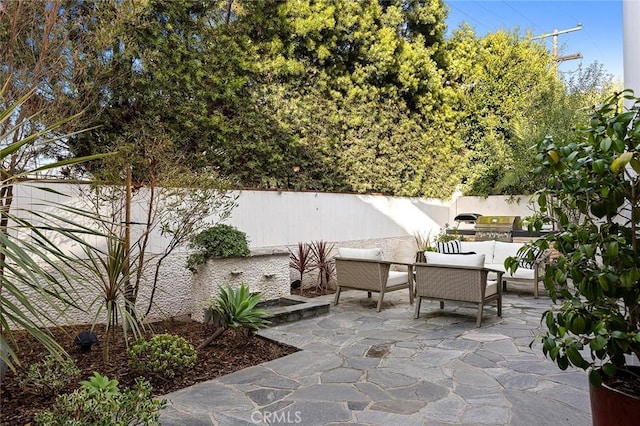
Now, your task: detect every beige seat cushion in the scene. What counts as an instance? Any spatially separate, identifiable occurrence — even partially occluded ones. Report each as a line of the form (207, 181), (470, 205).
(337, 247), (383, 261)
(387, 270), (409, 287)
(459, 241), (496, 263)
(425, 252), (485, 268)
(486, 280), (498, 296)
(391, 239), (418, 272)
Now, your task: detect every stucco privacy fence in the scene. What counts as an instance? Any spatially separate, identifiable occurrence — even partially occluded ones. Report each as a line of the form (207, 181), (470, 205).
(6, 182), (540, 327)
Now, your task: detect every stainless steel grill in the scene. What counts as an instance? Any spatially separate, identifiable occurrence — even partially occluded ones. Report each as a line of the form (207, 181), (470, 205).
(474, 216), (521, 242)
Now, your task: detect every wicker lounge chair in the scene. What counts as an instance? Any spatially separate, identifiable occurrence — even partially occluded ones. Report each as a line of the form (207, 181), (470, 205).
(413, 253), (504, 327)
(334, 248), (414, 312)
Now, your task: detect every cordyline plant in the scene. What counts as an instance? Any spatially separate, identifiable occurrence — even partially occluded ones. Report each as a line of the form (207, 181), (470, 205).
(506, 90), (640, 389)
(310, 240), (335, 293)
(289, 242), (314, 284)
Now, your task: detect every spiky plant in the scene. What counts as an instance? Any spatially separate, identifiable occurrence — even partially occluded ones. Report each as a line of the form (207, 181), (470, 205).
(0, 83), (110, 376)
(289, 242), (313, 285)
(198, 283), (269, 349)
(310, 240), (335, 293)
(82, 235), (142, 362)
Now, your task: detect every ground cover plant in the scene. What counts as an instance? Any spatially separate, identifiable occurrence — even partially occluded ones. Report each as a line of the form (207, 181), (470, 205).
(0, 319), (297, 425)
(34, 372), (166, 426)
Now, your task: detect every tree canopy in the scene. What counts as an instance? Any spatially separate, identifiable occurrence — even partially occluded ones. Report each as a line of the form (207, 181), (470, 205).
(0, 0), (618, 197)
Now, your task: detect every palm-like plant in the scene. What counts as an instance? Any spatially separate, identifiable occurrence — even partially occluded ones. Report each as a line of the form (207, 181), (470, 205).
(310, 240), (335, 293)
(289, 242), (313, 285)
(1, 84), (109, 376)
(197, 283), (269, 350)
(82, 235), (142, 362)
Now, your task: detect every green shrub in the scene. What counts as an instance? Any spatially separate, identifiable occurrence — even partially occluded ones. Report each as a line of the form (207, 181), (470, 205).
(128, 334), (197, 380)
(34, 372), (166, 425)
(19, 355), (80, 396)
(435, 227), (466, 243)
(187, 224), (250, 272)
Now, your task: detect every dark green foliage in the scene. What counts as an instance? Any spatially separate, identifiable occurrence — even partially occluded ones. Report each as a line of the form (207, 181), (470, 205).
(446, 26), (617, 196)
(506, 91), (640, 385)
(34, 372), (167, 425)
(187, 225), (250, 272)
(4, 0), (616, 198)
(128, 334), (197, 380)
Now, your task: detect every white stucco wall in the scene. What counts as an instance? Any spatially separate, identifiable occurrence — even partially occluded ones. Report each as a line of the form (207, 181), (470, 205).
(623, 0), (639, 96)
(230, 190), (449, 248)
(190, 250), (290, 323)
(7, 182), (541, 327)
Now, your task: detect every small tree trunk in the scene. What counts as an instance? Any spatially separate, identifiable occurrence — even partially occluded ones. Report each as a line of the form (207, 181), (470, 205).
(197, 327), (227, 350)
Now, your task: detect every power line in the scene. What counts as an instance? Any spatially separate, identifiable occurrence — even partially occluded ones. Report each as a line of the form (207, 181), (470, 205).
(499, 0), (544, 34)
(447, 2), (493, 34)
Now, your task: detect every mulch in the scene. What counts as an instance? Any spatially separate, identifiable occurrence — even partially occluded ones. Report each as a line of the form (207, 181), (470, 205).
(0, 319), (297, 425)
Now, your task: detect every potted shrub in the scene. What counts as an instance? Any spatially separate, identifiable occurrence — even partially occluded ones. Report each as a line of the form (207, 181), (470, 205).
(186, 224), (250, 273)
(507, 90), (640, 425)
(188, 224), (290, 322)
(414, 231), (436, 263)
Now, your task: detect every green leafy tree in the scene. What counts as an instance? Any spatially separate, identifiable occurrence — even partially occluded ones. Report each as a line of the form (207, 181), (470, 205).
(506, 90), (640, 388)
(446, 26), (559, 195)
(243, 0), (458, 196)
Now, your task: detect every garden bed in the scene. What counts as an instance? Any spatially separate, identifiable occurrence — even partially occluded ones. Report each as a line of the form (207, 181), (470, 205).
(0, 319), (297, 425)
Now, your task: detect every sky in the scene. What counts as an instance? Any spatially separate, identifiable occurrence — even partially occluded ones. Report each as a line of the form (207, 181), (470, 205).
(444, 0), (624, 81)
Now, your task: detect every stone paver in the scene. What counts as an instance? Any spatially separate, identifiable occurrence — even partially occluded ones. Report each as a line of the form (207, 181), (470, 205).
(161, 291), (591, 425)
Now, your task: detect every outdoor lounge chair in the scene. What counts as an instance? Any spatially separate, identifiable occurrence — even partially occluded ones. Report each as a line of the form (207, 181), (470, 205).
(334, 248), (414, 312)
(413, 252), (504, 327)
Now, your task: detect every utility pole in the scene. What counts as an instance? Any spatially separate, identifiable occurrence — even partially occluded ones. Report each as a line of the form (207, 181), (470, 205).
(532, 24), (583, 74)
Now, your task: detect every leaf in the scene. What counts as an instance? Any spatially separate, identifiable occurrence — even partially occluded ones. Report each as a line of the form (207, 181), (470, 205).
(589, 369), (603, 387)
(565, 346), (588, 369)
(571, 316), (587, 335)
(602, 363), (617, 377)
(592, 159), (606, 174)
(611, 330), (628, 339)
(558, 355), (569, 370)
(611, 152), (633, 173)
(590, 335), (607, 351)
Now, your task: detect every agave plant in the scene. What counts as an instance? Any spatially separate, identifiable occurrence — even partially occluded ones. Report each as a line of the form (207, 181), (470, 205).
(198, 283), (269, 350)
(0, 83), (110, 376)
